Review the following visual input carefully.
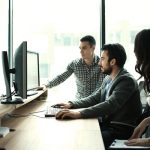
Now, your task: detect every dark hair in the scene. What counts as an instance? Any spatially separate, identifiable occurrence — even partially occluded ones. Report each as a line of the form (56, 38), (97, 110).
(134, 29), (150, 93)
(101, 43), (127, 68)
(80, 35), (96, 47)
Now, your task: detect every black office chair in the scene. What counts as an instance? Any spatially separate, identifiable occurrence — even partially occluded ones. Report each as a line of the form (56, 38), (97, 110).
(110, 103), (150, 133)
(108, 102), (150, 150)
(108, 109), (150, 150)
(108, 81), (150, 150)
(110, 81), (150, 136)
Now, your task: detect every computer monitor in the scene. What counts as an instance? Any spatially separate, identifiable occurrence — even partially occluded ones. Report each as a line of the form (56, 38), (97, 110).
(1, 51), (15, 103)
(27, 51), (40, 91)
(14, 41), (27, 99)
(15, 43), (40, 97)
(1, 41), (40, 104)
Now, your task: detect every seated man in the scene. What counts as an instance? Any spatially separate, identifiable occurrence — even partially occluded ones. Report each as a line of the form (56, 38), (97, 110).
(54, 43), (142, 149)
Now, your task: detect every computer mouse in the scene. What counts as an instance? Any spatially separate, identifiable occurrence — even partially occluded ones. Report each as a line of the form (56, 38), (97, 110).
(51, 104), (61, 108)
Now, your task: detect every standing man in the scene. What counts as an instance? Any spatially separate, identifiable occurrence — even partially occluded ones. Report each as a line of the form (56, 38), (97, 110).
(45, 35), (106, 99)
(54, 43), (142, 149)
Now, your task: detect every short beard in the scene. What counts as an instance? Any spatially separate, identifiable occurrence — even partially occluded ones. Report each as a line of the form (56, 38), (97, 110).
(102, 67), (112, 75)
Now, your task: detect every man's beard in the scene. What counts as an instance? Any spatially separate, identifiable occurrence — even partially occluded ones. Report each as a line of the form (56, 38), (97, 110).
(102, 66), (112, 75)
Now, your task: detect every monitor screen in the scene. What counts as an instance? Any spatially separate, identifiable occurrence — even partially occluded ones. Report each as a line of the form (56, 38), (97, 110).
(27, 51), (40, 90)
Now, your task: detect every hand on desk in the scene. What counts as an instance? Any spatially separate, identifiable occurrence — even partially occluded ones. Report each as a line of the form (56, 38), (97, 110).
(124, 138), (150, 146)
(56, 109), (81, 120)
(52, 102), (72, 109)
(124, 116), (150, 146)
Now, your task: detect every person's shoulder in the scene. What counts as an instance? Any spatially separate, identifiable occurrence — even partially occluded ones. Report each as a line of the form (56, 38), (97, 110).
(71, 58), (83, 64)
(120, 69), (136, 79)
(67, 58), (82, 69)
(117, 69), (138, 85)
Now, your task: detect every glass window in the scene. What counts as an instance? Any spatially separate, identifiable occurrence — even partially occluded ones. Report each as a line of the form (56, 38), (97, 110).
(0, 0), (8, 95)
(13, 0), (101, 99)
(105, 0), (150, 80)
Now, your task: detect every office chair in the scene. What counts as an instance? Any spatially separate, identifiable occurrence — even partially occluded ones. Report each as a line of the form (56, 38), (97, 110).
(108, 104), (150, 150)
(110, 103), (150, 133)
(109, 81), (150, 140)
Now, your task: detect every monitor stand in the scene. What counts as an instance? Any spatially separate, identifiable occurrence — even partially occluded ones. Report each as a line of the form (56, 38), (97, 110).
(1, 97), (24, 104)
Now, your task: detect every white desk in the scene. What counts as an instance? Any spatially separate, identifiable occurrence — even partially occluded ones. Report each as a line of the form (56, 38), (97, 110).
(0, 91), (105, 150)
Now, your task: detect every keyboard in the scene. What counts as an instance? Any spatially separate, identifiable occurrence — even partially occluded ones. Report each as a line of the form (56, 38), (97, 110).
(45, 106), (62, 117)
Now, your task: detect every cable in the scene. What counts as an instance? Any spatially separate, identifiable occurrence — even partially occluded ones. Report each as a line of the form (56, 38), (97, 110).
(7, 113), (47, 119)
(7, 113), (30, 118)
(28, 110), (46, 114)
(31, 114), (46, 118)
(7, 109), (46, 118)
(0, 90), (16, 101)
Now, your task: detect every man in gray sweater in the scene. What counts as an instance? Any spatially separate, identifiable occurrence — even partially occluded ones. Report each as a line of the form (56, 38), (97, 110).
(54, 43), (142, 149)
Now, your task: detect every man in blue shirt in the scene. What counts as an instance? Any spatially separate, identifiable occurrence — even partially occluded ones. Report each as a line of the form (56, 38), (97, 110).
(46, 35), (105, 99)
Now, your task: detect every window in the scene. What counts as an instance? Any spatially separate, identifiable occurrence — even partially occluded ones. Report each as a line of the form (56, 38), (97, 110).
(13, 0), (101, 99)
(105, 0), (150, 80)
(2, 0), (150, 98)
(0, 0), (8, 95)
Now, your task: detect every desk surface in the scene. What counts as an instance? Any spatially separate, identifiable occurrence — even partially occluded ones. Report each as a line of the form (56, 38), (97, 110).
(0, 93), (105, 150)
(0, 89), (47, 118)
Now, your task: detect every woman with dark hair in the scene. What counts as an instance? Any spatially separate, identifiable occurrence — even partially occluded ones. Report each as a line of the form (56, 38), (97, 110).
(125, 29), (150, 146)
(134, 29), (150, 93)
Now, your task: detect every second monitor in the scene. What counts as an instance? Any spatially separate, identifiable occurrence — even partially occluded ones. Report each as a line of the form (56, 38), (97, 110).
(27, 51), (40, 96)
(14, 41), (40, 98)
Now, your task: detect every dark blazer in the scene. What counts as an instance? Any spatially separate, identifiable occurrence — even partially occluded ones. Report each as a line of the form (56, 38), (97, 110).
(70, 68), (142, 126)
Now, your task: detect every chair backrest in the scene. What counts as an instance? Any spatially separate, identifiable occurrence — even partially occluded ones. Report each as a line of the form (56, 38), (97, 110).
(136, 81), (150, 135)
(139, 81), (147, 108)
(136, 103), (150, 125)
(109, 81), (149, 134)
(137, 81), (150, 123)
